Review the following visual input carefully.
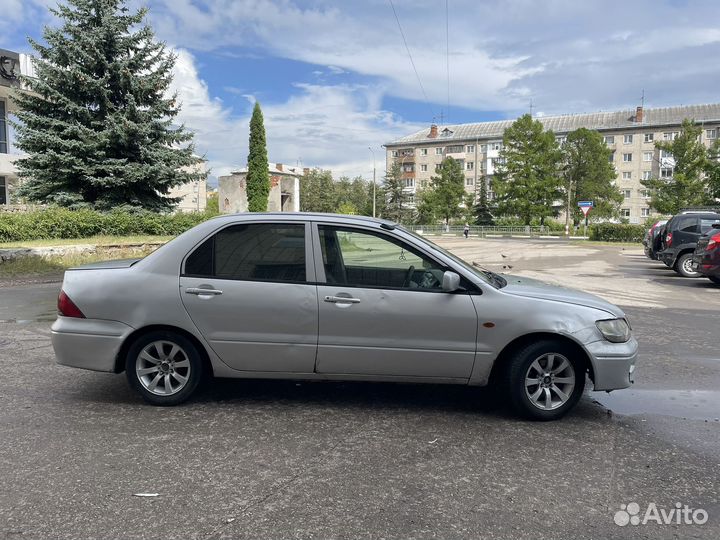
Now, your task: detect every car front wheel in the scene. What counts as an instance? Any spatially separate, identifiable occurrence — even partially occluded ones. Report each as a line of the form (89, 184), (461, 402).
(125, 331), (203, 406)
(674, 253), (700, 278)
(504, 340), (585, 421)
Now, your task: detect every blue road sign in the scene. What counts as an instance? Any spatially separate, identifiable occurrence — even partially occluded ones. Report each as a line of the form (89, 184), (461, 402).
(578, 201), (594, 208)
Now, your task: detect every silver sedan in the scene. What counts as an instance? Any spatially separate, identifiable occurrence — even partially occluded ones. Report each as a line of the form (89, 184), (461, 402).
(51, 213), (637, 420)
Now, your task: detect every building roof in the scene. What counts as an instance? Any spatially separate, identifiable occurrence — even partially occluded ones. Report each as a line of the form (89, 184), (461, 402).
(385, 103), (720, 146)
(227, 163), (304, 177)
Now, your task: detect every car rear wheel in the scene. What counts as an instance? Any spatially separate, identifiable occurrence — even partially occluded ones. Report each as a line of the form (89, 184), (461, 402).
(504, 340), (585, 421)
(125, 331), (203, 406)
(674, 253), (700, 278)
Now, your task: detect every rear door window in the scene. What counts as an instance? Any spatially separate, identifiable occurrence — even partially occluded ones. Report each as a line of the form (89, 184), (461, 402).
(184, 223), (307, 282)
(700, 218), (720, 233)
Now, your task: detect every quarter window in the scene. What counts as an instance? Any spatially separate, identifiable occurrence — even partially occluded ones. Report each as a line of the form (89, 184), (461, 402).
(318, 226), (446, 291)
(184, 223), (306, 282)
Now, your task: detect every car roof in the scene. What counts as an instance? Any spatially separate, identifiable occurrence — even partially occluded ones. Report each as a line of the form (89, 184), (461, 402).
(207, 212), (400, 228)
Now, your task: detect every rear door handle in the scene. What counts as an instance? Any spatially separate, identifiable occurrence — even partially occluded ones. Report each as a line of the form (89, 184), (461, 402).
(186, 287), (223, 296)
(324, 295), (361, 304)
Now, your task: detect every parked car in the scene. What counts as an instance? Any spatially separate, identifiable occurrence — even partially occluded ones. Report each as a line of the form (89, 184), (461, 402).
(643, 219), (667, 260)
(658, 212), (720, 277)
(692, 223), (720, 285)
(51, 214), (637, 421)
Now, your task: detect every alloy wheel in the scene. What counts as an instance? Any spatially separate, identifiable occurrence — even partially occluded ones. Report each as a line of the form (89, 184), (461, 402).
(524, 352), (576, 410)
(135, 340), (192, 396)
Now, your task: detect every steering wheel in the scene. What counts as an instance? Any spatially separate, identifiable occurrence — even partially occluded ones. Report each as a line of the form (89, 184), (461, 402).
(402, 265), (416, 288)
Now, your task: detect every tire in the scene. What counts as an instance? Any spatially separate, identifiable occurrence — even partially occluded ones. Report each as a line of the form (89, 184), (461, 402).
(709, 276), (720, 285)
(503, 340), (585, 421)
(674, 253), (700, 278)
(125, 330), (203, 406)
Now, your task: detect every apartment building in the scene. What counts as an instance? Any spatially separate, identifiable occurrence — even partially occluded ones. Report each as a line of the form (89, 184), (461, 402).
(384, 104), (720, 223)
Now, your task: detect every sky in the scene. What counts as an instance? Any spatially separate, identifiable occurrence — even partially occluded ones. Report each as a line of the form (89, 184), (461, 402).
(2, 0), (720, 185)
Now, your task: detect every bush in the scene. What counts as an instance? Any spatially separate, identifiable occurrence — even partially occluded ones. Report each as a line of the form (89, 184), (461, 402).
(589, 222), (645, 242)
(0, 207), (213, 243)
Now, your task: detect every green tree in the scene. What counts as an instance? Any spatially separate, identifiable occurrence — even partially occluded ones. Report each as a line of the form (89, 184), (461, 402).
(493, 114), (563, 225)
(383, 162), (411, 223)
(642, 119), (708, 214)
(473, 176), (494, 225)
(13, 0), (205, 211)
(246, 102), (270, 211)
(300, 168), (336, 212)
(425, 157), (465, 225)
(705, 139), (720, 202)
(205, 191), (219, 215)
(562, 128), (622, 223)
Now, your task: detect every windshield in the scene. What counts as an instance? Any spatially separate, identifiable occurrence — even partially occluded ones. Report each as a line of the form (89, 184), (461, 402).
(400, 226), (507, 288)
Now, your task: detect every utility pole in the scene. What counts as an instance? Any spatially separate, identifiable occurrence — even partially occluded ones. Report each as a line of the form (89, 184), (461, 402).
(369, 146), (376, 218)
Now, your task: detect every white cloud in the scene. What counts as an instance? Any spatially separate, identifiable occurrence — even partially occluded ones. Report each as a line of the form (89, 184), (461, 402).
(150, 0), (720, 116)
(170, 49), (423, 179)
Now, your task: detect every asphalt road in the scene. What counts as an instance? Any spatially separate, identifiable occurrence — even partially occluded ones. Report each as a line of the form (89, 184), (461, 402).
(1, 239), (719, 539)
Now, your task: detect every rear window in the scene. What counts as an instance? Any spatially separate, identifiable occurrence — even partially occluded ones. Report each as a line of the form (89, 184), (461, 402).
(700, 218), (720, 233)
(184, 223), (306, 282)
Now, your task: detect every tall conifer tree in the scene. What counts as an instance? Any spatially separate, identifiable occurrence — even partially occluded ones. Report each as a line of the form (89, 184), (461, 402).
(12, 0), (205, 211)
(246, 102), (270, 211)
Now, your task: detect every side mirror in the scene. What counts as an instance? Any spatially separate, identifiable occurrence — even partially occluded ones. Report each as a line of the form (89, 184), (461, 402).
(441, 271), (461, 292)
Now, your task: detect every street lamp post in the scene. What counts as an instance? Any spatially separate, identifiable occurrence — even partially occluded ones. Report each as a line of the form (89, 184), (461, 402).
(369, 147), (376, 218)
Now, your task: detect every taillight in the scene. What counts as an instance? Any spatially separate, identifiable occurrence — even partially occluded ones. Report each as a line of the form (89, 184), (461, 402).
(58, 291), (85, 318)
(666, 232), (673, 247)
(708, 232), (720, 251)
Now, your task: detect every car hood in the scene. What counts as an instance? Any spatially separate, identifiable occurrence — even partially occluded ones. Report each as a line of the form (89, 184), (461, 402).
(500, 275), (624, 318)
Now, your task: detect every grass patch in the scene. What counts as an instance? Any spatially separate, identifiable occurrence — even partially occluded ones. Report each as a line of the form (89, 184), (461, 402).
(0, 246), (159, 279)
(0, 235), (173, 249)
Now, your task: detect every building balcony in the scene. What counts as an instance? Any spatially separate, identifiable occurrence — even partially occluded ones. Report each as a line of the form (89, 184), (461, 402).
(445, 152), (465, 160)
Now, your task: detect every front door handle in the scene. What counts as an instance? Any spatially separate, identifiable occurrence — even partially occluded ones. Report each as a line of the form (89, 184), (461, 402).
(324, 295), (361, 304)
(186, 287), (223, 296)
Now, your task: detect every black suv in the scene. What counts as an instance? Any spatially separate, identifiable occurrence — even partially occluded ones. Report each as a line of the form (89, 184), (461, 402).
(658, 212), (720, 277)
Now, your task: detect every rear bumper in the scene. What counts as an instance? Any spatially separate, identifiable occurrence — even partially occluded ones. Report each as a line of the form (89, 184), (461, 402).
(585, 337), (638, 391)
(51, 317), (134, 372)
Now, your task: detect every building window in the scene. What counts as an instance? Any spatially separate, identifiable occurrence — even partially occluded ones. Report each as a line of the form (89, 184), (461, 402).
(660, 149), (673, 159)
(447, 145), (463, 153)
(466, 145), (474, 153)
(402, 164), (414, 172)
(707, 129), (717, 140)
(660, 168), (673, 178)
(391, 150), (399, 157)
(644, 133), (654, 143)
(480, 144), (487, 152)
(622, 189), (631, 199)
(466, 161), (474, 171)
(556, 136), (566, 144)
(0, 176), (6, 205)
(435, 164), (442, 173)
(435, 147), (443, 155)
(621, 208), (631, 218)
(406, 194), (415, 204)
(640, 189), (650, 198)
(622, 171), (632, 179)
(642, 170), (652, 180)
(608, 151), (615, 163)
(622, 153), (632, 162)
(624, 134), (633, 144)
(405, 178), (415, 188)
(420, 164), (427, 172)
(0, 100), (7, 154)
(419, 148), (427, 155)
(663, 131), (678, 141)
(420, 180), (428, 188)
(604, 135), (615, 144)
(643, 151), (653, 162)
(489, 141), (502, 150)
(641, 207), (651, 217)
(466, 177), (474, 186)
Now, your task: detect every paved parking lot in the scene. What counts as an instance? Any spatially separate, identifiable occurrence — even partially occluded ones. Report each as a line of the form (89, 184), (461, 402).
(1, 238), (719, 539)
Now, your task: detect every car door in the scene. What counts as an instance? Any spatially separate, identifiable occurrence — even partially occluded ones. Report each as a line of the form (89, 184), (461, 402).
(180, 221), (318, 373)
(313, 223), (478, 379)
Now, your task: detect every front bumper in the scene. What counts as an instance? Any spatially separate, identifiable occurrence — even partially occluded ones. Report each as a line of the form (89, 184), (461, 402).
(51, 317), (134, 372)
(585, 336), (638, 391)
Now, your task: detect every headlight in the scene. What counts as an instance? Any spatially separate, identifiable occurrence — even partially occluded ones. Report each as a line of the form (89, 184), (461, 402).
(596, 318), (631, 343)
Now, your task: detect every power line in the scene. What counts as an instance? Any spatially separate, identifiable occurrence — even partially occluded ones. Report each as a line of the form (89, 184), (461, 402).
(388, 0), (435, 123)
(446, 0), (450, 124)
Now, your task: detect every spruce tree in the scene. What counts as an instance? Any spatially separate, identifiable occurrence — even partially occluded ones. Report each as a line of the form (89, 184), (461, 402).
(246, 102), (270, 212)
(12, 0), (205, 211)
(427, 157), (465, 225)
